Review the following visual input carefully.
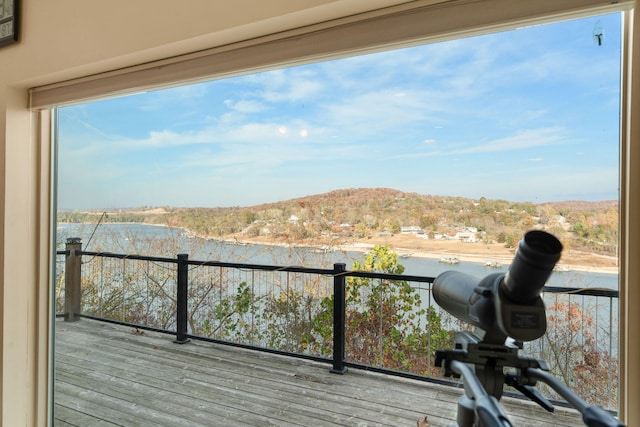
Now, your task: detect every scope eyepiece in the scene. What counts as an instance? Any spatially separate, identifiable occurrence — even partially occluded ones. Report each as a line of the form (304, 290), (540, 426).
(501, 230), (562, 305)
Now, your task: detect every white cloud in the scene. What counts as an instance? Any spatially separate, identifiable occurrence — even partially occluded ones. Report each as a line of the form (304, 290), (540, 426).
(393, 127), (565, 160)
(224, 99), (268, 113)
(451, 127), (565, 155)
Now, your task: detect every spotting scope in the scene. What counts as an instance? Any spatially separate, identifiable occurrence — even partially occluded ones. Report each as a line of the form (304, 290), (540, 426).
(433, 230), (562, 344)
(433, 231), (625, 426)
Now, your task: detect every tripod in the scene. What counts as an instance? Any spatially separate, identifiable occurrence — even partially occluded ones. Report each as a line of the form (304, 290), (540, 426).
(435, 331), (625, 427)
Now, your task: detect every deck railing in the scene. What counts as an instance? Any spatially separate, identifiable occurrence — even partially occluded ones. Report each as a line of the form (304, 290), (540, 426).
(55, 237), (620, 409)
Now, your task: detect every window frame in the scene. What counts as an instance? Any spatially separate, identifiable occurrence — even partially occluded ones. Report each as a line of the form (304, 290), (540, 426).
(30, 0), (628, 108)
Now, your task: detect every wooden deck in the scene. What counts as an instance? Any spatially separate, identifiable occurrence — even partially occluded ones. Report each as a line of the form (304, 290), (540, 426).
(54, 319), (583, 426)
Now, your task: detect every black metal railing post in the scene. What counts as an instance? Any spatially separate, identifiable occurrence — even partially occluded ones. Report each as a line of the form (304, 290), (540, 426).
(174, 253), (190, 344)
(64, 237), (83, 321)
(331, 263), (348, 374)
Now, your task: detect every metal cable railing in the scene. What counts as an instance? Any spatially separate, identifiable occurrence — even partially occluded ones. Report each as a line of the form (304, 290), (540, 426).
(55, 239), (620, 409)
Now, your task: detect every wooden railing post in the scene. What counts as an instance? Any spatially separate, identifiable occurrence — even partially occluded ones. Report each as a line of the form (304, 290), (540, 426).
(64, 237), (83, 321)
(331, 263), (348, 374)
(174, 253), (190, 344)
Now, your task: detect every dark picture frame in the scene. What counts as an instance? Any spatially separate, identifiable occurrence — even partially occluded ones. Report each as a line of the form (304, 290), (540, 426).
(0, 0), (19, 48)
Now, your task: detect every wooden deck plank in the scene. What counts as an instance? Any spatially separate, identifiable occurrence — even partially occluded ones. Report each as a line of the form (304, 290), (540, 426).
(56, 340), (424, 426)
(56, 322), (435, 425)
(56, 349), (316, 426)
(55, 319), (584, 426)
(51, 404), (119, 427)
(57, 337), (431, 425)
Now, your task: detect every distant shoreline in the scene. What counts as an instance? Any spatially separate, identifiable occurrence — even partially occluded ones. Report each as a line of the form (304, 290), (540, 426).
(58, 221), (619, 275)
(222, 234), (618, 275)
(336, 242), (617, 275)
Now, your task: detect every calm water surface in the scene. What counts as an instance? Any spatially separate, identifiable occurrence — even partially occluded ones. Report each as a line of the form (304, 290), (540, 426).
(57, 223), (618, 291)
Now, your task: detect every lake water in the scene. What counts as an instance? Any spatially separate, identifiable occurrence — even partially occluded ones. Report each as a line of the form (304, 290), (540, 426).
(57, 222), (619, 292)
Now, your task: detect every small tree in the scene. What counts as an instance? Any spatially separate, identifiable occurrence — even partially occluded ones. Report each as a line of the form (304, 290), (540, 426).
(261, 288), (319, 352)
(304, 245), (452, 375)
(343, 245), (451, 375)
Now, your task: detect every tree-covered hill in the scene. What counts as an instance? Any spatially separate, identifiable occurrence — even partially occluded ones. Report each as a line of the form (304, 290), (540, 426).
(57, 188), (618, 256)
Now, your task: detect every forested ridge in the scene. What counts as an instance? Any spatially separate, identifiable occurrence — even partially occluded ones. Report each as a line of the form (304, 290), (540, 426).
(58, 188), (618, 256)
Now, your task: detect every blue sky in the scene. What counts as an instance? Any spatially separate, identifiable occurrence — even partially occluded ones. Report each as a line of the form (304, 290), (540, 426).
(57, 13), (621, 210)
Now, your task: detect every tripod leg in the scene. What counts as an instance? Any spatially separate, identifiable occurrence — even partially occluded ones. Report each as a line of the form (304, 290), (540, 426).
(456, 395), (475, 427)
